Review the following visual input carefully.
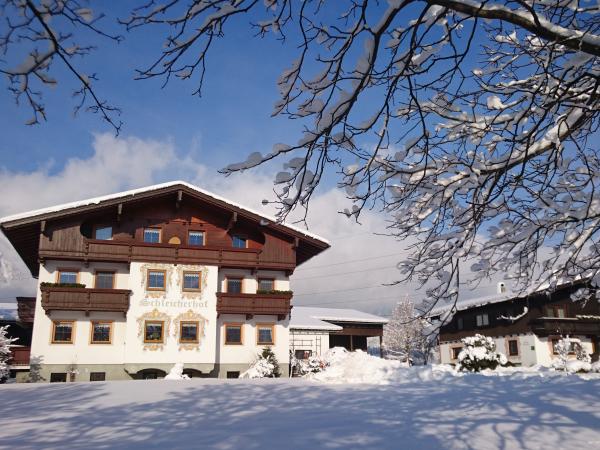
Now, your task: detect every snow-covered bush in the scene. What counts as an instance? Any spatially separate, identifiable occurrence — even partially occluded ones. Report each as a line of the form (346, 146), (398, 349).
(292, 354), (326, 376)
(0, 325), (17, 381)
(552, 336), (591, 373)
(164, 362), (190, 380)
(240, 347), (281, 379)
(456, 335), (507, 372)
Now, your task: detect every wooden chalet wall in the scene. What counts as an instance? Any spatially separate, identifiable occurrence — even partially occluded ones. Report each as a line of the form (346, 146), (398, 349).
(37, 195), (297, 272)
(439, 284), (600, 343)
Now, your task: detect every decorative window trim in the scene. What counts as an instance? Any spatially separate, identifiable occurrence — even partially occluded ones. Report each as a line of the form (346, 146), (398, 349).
(56, 268), (80, 284)
(256, 323), (275, 346)
(182, 271), (202, 292)
(225, 276), (244, 294)
(51, 320), (75, 344)
(143, 227), (162, 244)
(146, 269), (167, 291)
(93, 225), (113, 240)
(179, 321), (200, 343)
(94, 270), (116, 289)
(224, 323), (244, 345)
(90, 321), (113, 344)
(144, 320), (165, 343)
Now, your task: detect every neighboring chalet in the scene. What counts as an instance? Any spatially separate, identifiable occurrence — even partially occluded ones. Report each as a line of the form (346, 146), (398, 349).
(289, 306), (388, 359)
(0, 181), (330, 381)
(0, 299), (34, 381)
(432, 281), (600, 366)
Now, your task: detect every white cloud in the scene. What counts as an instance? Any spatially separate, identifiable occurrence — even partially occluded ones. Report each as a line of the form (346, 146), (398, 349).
(0, 133), (493, 313)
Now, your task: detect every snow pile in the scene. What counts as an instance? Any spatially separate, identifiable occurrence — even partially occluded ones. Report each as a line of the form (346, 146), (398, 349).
(309, 348), (408, 384)
(164, 363), (190, 380)
(457, 334), (507, 372)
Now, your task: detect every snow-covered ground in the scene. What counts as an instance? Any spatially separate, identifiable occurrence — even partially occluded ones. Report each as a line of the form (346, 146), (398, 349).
(1, 354), (599, 450)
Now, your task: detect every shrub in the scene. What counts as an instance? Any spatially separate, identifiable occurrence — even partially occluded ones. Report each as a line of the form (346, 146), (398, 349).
(240, 347), (281, 378)
(40, 282), (86, 289)
(456, 334), (507, 372)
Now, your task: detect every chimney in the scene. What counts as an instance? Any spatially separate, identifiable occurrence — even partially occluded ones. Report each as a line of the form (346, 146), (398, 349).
(497, 282), (506, 294)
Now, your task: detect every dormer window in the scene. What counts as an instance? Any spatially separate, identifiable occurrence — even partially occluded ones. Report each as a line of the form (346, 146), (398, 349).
(232, 235), (247, 249)
(188, 231), (205, 246)
(94, 226), (113, 240)
(144, 228), (161, 244)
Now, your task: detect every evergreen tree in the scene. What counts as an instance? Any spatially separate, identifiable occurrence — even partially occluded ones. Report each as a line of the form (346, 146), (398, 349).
(0, 325), (17, 381)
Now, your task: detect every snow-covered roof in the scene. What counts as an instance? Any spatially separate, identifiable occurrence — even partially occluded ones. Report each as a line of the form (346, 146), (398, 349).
(0, 180), (329, 244)
(0, 302), (18, 320)
(291, 306), (388, 330)
(427, 278), (588, 317)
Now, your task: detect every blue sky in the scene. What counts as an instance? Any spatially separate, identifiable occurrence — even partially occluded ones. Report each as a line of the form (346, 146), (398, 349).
(0, 3), (503, 313)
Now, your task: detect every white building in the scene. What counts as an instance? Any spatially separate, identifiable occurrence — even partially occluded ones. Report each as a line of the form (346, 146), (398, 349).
(0, 181), (330, 381)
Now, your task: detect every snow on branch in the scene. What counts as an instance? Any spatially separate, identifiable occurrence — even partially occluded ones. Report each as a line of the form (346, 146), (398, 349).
(497, 307), (528, 322)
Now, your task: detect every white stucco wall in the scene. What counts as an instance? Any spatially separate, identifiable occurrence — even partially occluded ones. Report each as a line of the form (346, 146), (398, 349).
(289, 330), (330, 357)
(30, 260), (291, 375)
(30, 261), (130, 366)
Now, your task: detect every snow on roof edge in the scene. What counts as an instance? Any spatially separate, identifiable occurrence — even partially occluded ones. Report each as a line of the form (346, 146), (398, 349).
(290, 306), (388, 330)
(0, 180), (330, 244)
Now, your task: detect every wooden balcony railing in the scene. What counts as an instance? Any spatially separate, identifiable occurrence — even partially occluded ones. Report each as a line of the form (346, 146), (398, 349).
(9, 346), (31, 366)
(530, 317), (600, 336)
(40, 286), (131, 314)
(216, 292), (293, 319)
(39, 240), (295, 271)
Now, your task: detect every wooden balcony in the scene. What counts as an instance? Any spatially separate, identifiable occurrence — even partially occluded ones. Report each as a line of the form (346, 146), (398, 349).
(530, 317), (600, 336)
(9, 346), (31, 366)
(39, 240), (296, 272)
(216, 292), (293, 319)
(40, 286), (131, 314)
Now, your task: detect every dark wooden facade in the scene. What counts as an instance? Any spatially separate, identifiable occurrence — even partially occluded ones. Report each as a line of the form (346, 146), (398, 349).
(1, 184), (329, 277)
(216, 292), (292, 319)
(438, 282), (600, 344)
(40, 286), (131, 314)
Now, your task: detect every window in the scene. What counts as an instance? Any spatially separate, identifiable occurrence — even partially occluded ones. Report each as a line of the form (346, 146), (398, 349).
(180, 321), (199, 343)
(476, 313), (489, 327)
(188, 231), (205, 246)
(226, 371), (240, 379)
(147, 270), (166, 291)
(95, 271), (115, 289)
(91, 322), (112, 344)
(258, 278), (274, 291)
(183, 271), (201, 291)
(226, 277), (243, 294)
(232, 235), (247, 249)
(456, 317), (464, 331)
(508, 339), (519, 356)
(225, 324), (243, 345)
(57, 270), (78, 284)
(551, 338), (576, 355)
(50, 373), (67, 383)
(52, 321), (74, 343)
(143, 228), (161, 243)
(295, 350), (312, 360)
(90, 372), (106, 382)
(451, 347), (462, 360)
(144, 321), (164, 343)
(546, 305), (567, 318)
(94, 226), (113, 240)
(256, 324), (275, 345)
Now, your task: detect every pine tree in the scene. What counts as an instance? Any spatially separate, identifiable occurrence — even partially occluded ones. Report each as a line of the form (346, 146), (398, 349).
(0, 325), (17, 381)
(260, 347), (281, 378)
(383, 297), (429, 364)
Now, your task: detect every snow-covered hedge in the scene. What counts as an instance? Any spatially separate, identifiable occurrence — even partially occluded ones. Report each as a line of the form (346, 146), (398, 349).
(240, 347), (281, 379)
(456, 334), (507, 372)
(552, 336), (593, 373)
